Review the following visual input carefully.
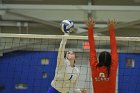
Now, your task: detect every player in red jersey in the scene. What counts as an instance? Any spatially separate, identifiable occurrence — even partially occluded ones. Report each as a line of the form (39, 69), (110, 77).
(87, 18), (118, 93)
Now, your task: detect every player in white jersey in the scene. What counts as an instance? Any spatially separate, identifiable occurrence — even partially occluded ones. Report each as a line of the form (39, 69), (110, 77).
(47, 34), (86, 93)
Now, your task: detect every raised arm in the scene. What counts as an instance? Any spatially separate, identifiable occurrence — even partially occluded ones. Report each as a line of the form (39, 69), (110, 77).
(57, 34), (68, 67)
(108, 20), (118, 68)
(87, 18), (98, 67)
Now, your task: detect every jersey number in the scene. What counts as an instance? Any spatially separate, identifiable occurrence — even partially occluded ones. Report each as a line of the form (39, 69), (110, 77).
(69, 75), (73, 80)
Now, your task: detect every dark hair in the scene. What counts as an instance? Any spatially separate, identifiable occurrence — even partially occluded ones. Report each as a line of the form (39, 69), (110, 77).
(98, 51), (111, 76)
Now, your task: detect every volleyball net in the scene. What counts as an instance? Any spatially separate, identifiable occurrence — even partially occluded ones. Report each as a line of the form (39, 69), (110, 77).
(0, 33), (140, 93)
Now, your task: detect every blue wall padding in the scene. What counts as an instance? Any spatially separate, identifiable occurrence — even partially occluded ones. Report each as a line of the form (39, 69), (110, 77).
(0, 51), (57, 93)
(0, 52), (140, 93)
(118, 53), (140, 93)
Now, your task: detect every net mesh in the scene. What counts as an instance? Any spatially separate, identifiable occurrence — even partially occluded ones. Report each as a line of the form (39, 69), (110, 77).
(0, 33), (140, 93)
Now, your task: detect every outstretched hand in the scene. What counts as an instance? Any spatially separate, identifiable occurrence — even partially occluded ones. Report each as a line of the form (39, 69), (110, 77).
(64, 33), (69, 35)
(108, 19), (117, 26)
(86, 17), (95, 28)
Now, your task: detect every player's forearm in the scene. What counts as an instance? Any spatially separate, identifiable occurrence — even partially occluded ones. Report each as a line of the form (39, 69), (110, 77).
(57, 36), (67, 67)
(109, 24), (118, 60)
(88, 25), (98, 66)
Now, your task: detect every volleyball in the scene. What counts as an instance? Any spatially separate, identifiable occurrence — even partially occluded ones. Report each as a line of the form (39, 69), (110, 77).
(61, 20), (74, 33)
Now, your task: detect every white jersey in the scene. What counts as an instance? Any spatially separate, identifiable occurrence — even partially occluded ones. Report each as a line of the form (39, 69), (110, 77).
(51, 59), (80, 93)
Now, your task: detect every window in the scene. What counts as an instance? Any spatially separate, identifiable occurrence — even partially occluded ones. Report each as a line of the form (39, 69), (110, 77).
(126, 58), (135, 68)
(41, 58), (49, 65)
(15, 83), (28, 90)
(42, 72), (48, 78)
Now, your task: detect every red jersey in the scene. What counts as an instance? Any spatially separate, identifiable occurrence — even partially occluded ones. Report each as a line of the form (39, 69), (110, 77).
(88, 24), (118, 93)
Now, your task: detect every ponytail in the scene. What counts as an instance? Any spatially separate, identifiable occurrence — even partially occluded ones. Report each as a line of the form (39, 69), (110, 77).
(98, 51), (111, 77)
